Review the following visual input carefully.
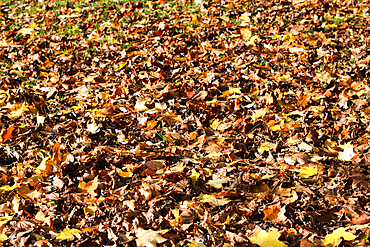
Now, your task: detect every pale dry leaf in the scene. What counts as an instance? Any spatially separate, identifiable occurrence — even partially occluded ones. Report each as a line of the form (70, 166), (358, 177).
(136, 228), (167, 247)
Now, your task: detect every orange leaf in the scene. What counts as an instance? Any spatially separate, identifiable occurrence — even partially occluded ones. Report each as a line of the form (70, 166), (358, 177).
(1, 125), (13, 143)
(263, 204), (287, 223)
(78, 177), (99, 197)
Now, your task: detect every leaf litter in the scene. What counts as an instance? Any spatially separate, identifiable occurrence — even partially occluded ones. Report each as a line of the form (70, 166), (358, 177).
(0, 0), (370, 246)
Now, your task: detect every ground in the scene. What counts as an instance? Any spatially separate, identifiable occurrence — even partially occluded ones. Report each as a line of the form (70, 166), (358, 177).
(0, 0), (370, 246)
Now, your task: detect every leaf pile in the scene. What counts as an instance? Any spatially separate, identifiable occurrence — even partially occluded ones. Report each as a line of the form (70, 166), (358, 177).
(0, 0), (370, 246)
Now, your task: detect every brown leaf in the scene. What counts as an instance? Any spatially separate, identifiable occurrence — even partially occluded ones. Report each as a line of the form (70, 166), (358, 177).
(350, 213), (370, 225)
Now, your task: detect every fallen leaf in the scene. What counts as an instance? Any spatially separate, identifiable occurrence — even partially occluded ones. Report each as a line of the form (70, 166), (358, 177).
(297, 167), (317, 178)
(189, 169), (200, 185)
(263, 204), (287, 223)
(78, 177), (99, 197)
(136, 228), (167, 247)
(248, 230), (286, 247)
(324, 227), (357, 246)
(258, 141), (275, 153)
(187, 240), (206, 247)
(56, 228), (82, 240)
(0, 125), (13, 143)
(0, 215), (13, 226)
(207, 178), (230, 189)
(338, 143), (357, 161)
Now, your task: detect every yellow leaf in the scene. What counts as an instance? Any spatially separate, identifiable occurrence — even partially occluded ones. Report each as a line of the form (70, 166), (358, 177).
(297, 167), (317, 178)
(269, 125), (281, 131)
(135, 99), (149, 112)
(222, 87), (242, 98)
(209, 119), (219, 130)
(187, 240), (206, 247)
(0, 215), (13, 225)
(0, 184), (17, 193)
(56, 228), (82, 240)
(324, 227), (357, 246)
(114, 62), (127, 71)
(258, 141), (275, 153)
(277, 74), (291, 82)
(147, 120), (157, 130)
(118, 169), (132, 178)
(136, 228), (167, 247)
(240, 13), (250, 22)
(169, 208), (180, 227)
(0, 233), (8, 242)
(252, 109), (266, 123)
(248, 230), (286, 247)
(189, 169), (200, 185)
(191, 14), (198, 23)
(246, 35), (258, 47)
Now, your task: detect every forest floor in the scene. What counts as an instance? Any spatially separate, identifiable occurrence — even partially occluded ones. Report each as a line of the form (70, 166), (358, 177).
(1, 0), (370, 246)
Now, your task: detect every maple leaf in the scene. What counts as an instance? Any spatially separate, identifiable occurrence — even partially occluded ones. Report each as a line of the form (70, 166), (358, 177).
(263, 204), (287, 223)
(324, 227), (357, 246)
(56, 228), (82, 240)
(248, 230), (286, 247)
(135, 228), (167, 247)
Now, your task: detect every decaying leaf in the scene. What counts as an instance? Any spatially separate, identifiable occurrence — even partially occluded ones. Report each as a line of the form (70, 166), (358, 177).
(338, 143), (357, 161)
(207, 178), (230, 189)
(135, 228), (167, 247)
